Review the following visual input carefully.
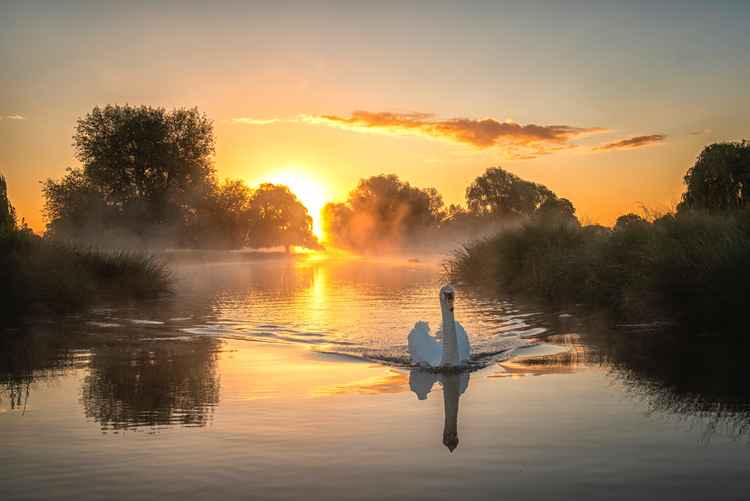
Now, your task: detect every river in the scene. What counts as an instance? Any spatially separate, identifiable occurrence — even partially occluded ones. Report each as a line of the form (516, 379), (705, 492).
(2, 255), (749, 500)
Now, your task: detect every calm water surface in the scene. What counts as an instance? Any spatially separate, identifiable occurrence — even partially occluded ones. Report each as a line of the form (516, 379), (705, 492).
(2, 256), (749, 500)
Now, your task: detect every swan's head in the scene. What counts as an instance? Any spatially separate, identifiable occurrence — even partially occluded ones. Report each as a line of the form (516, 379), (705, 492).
(440, 285), (455, 312)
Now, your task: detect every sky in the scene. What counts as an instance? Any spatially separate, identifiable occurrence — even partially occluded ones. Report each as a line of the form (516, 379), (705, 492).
(1, 0), (749, 231)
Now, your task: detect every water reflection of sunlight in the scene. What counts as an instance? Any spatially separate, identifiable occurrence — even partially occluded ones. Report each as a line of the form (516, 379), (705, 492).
(307, 264), (328, 321)
(490, 334), (591, 379)
(311, 369), (409, 397)
(174, 257), (539, 365)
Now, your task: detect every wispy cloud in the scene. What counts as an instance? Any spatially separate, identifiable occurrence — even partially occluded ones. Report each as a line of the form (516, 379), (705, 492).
(231, 117), (283, 125)
(689, 128), (711, 136)
(302, 111), (607, 158)
(593, 134), (666, 151)
(233, 110), (607, 159)
(1, 114), (25, 120)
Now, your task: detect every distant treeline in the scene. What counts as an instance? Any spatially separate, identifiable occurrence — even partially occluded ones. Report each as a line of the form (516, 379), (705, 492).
(449, 141), (750, 331)
(322, 168), (576, 252)
(43, 105), (319, 251)
(42, 104), (581, 253)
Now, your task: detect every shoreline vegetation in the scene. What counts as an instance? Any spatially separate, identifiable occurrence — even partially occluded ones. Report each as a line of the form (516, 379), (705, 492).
(1, 176), (170, 324)
(448, 141), (750, 332)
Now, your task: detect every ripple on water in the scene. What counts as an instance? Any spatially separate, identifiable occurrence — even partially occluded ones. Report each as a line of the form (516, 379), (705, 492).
(86, 259), (562, 372)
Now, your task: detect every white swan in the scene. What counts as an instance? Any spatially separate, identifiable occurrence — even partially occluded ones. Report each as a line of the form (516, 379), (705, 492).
(408, 285), (471, 369)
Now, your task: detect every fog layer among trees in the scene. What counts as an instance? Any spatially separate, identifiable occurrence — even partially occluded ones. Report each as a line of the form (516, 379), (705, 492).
(43, 105), (319, 251)
(322, 168), (577, 252)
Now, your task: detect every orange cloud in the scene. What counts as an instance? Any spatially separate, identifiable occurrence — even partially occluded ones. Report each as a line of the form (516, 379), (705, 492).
(233, 110), (607, 159)
(593, 134), (666, 151)
(301, 111), (606, 158)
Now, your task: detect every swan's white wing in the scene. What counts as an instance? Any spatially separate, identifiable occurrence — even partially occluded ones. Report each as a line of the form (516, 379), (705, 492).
(408, 321), (442, 368)
(455, 321), (472, 364)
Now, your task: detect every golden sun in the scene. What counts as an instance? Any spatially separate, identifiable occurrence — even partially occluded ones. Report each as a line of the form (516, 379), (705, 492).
(262, 167), (328, 240)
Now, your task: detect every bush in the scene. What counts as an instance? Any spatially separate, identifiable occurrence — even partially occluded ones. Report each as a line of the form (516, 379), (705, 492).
(449, 210), (750, 330)
(1, 230), (171, 323)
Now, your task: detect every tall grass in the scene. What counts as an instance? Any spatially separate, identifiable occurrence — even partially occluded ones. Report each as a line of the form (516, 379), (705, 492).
(1, 230), (171, 323)
(449, 210), (750, 330)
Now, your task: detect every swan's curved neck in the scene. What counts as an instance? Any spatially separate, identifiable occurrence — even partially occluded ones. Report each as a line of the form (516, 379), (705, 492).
(440, 302), (459, 367)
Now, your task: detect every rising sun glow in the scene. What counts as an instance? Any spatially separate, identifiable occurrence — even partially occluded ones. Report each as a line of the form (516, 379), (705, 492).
(259, 167), (329, 240)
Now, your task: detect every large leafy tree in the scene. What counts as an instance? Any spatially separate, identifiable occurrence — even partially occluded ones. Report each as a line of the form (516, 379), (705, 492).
(44, 105), (215, 243)
(187, 179), (254, 249)
(466, 167), (557, 218)
(245, 183), (320, 252)
(322, 174), (445, 250)
(678, 141), (750, 212)
(535, 196), (578, 225)
(42, 167), (111, 239)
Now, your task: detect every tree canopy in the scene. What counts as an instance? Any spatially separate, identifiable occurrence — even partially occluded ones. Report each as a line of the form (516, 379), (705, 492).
(43, 105), (320, 250)
(535, 196), (578, 225)
(246, 183), (320, 252)
(322, 174), (445, 250)
(74, 105), (215, 220)
(465, 167), (558, 218)
(43, 105), (216, 244)
(321, 168), (577, 251)
(678, 141), (750, 212)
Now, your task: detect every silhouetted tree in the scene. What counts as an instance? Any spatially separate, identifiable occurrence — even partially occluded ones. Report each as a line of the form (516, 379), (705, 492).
(535, 196), (579, 225)
(466, 167), (556, 218)
(322, 202), (356, 247)
(44, 105), (215, 244)
(42, 167), (112, 240)
(246, 183), (320, 252)
(614, 213), (648, 232)
(322, 174), (444, 250)
(678, 141), (750, 212)
(0, 175), (17, 234)
(188, 179), (253, 249)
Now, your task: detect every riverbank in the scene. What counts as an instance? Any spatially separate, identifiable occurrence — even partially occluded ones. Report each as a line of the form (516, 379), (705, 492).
(448, 210), (750, 332)
(0, 230), (171, 324)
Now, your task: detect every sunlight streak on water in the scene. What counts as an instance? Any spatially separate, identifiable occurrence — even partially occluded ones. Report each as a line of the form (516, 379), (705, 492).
(99, 256), (550, 367)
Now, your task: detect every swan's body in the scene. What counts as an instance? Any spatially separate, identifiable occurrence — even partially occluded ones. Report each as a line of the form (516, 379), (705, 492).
(408, 285), (471, 369)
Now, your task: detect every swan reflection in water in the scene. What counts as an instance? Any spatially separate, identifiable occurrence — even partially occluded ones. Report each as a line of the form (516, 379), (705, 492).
(409, 369), (470, 452)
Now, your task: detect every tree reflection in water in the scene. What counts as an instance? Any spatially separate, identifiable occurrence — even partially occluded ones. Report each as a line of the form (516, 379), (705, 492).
(487, 309), (750, 443)
(0, 327), (87, 412)
(593, 330), (750, 443)
(0, 325), (221, 432)
(80, 337), (220, 432)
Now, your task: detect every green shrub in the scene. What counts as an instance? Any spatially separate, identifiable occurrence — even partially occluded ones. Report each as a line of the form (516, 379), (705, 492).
(1, 231), (171, 323)
(449, 210), (750, 330)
